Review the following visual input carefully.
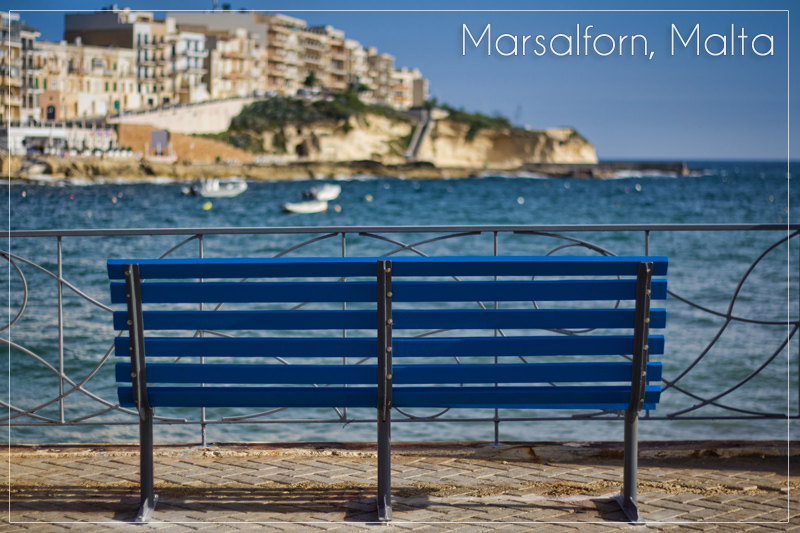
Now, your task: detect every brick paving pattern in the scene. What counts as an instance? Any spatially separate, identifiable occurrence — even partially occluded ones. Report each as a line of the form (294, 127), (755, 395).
(3, 441), (798, 531)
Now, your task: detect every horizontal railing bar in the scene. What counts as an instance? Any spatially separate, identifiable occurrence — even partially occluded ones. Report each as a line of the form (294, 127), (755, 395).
(8, 223), (799, 239)
(8, 414), (795, 427)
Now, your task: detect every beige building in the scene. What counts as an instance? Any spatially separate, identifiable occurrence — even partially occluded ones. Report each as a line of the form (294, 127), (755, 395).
(205, 28), (265, 99)
(256, 13), (304, 96)
(391, 67), (428, 110)
(307, 25), (346, 93)
(64, 8), (184, 107)
(173, 30), (209, 103)
(36, 41), (138, 120)
(366, 47), (394, 106)
(1, 12), (23, 122)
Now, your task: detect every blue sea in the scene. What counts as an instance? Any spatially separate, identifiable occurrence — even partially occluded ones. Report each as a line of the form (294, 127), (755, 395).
(4, 160), (799, 445)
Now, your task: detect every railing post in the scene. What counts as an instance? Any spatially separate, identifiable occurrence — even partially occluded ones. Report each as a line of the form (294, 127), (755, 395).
(342, 232), (347, 422)
(493, 231), (500, 445)
(199, 234), (206, 447)
(57, 236), (64, 423)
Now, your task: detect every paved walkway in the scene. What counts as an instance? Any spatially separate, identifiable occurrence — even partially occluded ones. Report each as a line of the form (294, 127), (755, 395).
(4, 440), (798, 531)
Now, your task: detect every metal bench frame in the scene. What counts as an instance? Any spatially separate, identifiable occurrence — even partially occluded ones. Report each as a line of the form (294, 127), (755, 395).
(115, 256), (661, 524)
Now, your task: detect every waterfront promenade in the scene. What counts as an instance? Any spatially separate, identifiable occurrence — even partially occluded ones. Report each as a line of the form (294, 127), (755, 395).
(5, 440), (797, 531)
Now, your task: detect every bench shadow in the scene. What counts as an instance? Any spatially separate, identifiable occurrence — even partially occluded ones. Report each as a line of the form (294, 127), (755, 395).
(9, 483), (630, 524)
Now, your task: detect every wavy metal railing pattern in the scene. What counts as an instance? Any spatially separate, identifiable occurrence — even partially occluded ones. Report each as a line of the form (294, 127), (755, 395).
(2, 224), (797, 444)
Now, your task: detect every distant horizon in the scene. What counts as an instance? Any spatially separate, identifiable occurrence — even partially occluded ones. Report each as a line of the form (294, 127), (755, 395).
(8, 1), (797, 161)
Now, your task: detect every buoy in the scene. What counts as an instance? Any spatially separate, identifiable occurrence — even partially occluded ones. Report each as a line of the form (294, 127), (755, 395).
(769, 195), (774, 203)
(517, 197), (524, 205)
(21, 191), (26, 198)
(564, 182), (570, 189)
(86, 211), (92, 218)
(111, 197), (117, 204)
(202, 201), (213, 210)
(365, 194), (373, 202)
(334, 204), (342, 213)
(69, 194), (74, 200)
(635, 184), (642, 192)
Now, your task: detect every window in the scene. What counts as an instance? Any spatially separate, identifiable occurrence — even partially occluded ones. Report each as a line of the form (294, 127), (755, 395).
(105, 82), (109, 92)
(113, 82), (117, 91)
(92, 58), (104, 70)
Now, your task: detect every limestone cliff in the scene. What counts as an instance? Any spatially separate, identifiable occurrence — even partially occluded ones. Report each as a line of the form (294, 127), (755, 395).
(417, 123), (597, 168)
(260, 113), (597, 169)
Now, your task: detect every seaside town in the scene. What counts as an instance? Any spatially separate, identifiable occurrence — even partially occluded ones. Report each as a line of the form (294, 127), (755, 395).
(3, 5), (795, 529)
(0, 7), (628, 180)
(1, 7), (428, 123)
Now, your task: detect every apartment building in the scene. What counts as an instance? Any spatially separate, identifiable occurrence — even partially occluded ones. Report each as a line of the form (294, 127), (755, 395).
(36, 40), (138, 120)
(366, 47), (394, 107)
(1, 12), (23, 122)
(306, 26), (346, 93)
(391, 67), (429, 110)
(205, 28), (265, 99)
(65, 8), (191, 107)
(173, 31), (209, 103)
(259, 13), (304, 96)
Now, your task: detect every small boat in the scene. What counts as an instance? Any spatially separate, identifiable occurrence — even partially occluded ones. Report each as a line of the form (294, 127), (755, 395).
(303, 183), (341, 201)
(198, 177), (248, 198)
(281, 200), (328, 214)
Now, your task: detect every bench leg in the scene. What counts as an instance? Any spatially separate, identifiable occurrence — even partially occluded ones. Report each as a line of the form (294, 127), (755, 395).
(613, 410), (642, 524)
(135, 408), (158, 523)
(377, 409), (392, 522)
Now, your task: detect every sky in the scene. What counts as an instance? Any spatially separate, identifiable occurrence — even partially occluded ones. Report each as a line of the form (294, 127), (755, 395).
(6, 0), (798, 161)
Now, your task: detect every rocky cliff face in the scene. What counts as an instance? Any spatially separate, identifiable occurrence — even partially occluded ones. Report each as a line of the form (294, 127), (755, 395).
(417, 123), (597, 168)
(267, 114), (597, 168)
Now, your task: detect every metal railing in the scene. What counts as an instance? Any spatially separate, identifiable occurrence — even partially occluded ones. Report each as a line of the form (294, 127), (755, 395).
(3, 224), (798, 444)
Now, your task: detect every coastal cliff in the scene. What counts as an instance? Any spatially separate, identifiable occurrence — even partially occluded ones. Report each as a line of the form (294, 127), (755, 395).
(9, 99), (599, 180)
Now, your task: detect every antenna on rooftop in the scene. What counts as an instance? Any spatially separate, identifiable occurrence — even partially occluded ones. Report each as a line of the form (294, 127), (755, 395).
(212, 0), (218, 10)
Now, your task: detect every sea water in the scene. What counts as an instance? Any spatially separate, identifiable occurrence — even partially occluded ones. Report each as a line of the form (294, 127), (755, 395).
(3, 160), (799, 444)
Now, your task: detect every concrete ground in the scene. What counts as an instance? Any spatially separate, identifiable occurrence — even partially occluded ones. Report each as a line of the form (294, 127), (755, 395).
(4, 440), (798, 531)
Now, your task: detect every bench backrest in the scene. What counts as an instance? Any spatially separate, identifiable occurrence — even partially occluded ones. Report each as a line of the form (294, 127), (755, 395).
(108, 255), (667, 413)
(378, 256), (667, 412)
(109, 258), (388, 410)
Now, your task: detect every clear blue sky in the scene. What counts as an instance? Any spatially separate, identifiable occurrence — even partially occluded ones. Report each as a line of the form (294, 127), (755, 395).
(8, 0), (797, 161)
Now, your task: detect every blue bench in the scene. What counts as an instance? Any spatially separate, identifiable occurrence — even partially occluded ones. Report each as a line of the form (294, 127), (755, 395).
(108, 255), (667, 523)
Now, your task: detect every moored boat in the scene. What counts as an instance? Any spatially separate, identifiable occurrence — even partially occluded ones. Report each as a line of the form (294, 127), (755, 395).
(280, 200), (328, 214)
(198, 177), (248, 198)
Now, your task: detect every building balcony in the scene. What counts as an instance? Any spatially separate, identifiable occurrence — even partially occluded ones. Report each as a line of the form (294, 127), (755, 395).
(1, 94), (22, 106)
(2, 74), (22, 87)
(182, 49), (208, 58)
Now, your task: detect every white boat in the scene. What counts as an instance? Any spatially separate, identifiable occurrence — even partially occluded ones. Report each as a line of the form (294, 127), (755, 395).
(303, 183), (341, 201)
(281, 200), (328, 214)
(198, 177), (248, 198)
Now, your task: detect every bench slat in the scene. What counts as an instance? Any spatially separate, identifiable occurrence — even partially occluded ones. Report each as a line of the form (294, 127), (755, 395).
(119, 386), (378, 408)
(394, 362), (662, 384)
(116, 361), (662, 385)
(116, 362), (379, 384)
(118, 384), (660, 409)
(113, 335), (666, 358)
(114, 336), (378, 358)
(110, 279), (668, 304)
(113, 308), (667, 331)
(108, 256), (668, 280)
(392, 385), (662, 410)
